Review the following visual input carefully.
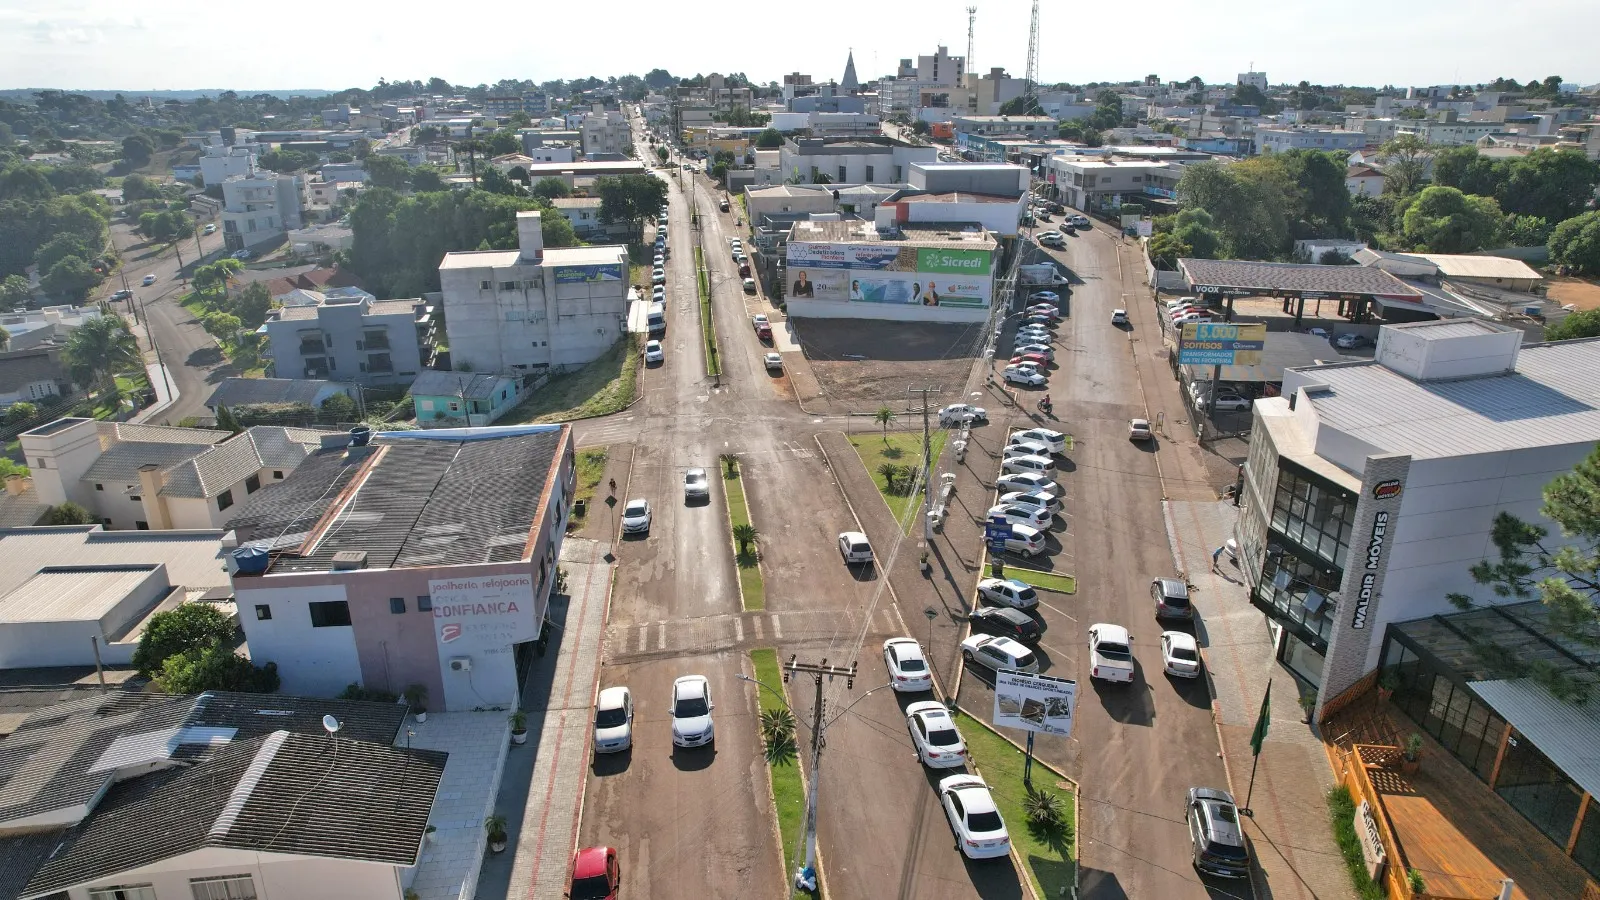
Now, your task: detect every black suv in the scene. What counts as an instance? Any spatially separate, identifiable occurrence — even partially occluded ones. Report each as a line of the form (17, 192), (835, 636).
(1186, 787), (1250, 878)
(967, 606), (1041, 643)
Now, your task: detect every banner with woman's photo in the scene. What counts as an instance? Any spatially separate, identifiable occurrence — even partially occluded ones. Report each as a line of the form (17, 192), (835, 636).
(786, 242), (993, 309)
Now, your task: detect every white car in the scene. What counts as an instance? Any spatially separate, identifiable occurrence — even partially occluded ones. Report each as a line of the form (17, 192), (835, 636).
(999, 490), (1061, 516)
(763, 352), (783, 371)
(883, 638), (933, 692)
(986, 503), (1053, 530)
(669, 675), (715, 748)
(1025, 303), (1059, 317)
(742, 278), (757, 293)
(141, 274), (157, 285)
(1088, 624), (1136, 683)
(1111, 309), (1129, 325)
(684, 467), (709, 499)
(202, 223), (217, 235)
(1003, 439), (1054, 460)
(907, 701), (968, 768)
(1015, 326), (1052, 341)
(1013, 343), (1055, 360)
(652, 269), (666, 284)
(1000, 523), (1046, 557)
(976, 577), (1039, 610)
(939, 774), (1012, 860)
(1069, 214), (1091, 228)
(938, 404), (987, 426)
(643, 340), (664, 363)
(1129, 419), (1154, 441)
(1164, 297), (1199, 312)
(752, 313), (768, 328)
(1001, 454), (1055, 477)
(995, 472), (1059, 495)
(960, 634), (1039, 673)
(593, 686), (634, 753)
(1172, 314), (1212, 326)
(653, 254), (665, 266)
(1030, 291), (1060, 303)
(1036, 230), (1063, 242)
(1161, 631), (1202, 679)
(1010, 428), (1067, 454)
(621, 498), (652, 534)
(1196, 391), (1250, 412)
(838, 531), (873, 564)
(1003, 365), (1046, 387)
(230, 248), (253, 260)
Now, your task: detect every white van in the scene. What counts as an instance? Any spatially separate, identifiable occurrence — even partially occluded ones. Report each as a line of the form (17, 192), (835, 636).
(1001, 455), (1055, 476)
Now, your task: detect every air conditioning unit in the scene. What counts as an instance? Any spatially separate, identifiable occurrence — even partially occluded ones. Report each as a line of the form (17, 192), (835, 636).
(449, 657), (472, 672)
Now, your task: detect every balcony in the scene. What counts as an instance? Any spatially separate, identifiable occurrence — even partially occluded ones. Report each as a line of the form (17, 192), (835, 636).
(362, 332), (391, 351)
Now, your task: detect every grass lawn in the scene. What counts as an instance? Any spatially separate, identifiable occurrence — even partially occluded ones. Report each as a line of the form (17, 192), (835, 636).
(179, 291), (210, 315)
(954, 711), (1077, 899)
(568, 448), (608, 531)
(1005, 568), (1077, 595)
(750, 649), (805, 890)
(849, 431), (949, 533)
(723, 462), (765, 610)
(503, 337), (640, 424)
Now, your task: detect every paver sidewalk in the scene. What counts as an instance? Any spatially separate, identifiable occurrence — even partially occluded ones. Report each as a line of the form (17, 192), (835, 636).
(1166, 499), (1354, 900)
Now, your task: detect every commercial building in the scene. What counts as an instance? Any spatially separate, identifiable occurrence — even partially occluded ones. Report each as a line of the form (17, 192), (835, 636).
(224, 425), (574, 710)
(221, 173), (303, 253)
(260, 295), (436, 385)
(580, 111), (630, 157)
(1042, 156), (1184, 212)
(1255, 128), (1368, 155)
(439, 211), (630, 374)
(909, 162), (1029, 197)
(0, 690), (443, 900)
(1236, 320), (1600, 706)
(783, 218), (998, 323)
(770, 136), (936, 186)
(0, 523), (232, 668)
(952, 115), (1058, 139)
(504, 160), (646, 190)
(21, 418), (331, 531)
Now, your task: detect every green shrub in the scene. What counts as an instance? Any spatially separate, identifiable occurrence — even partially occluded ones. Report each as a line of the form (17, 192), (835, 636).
(1326, 785), (1386, 900)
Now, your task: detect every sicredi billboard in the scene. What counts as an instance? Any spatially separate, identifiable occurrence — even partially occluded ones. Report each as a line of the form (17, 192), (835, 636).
(1178, 322), (1267, 366)
(429, 573), (538, 654)
(786, 241), (993, 309)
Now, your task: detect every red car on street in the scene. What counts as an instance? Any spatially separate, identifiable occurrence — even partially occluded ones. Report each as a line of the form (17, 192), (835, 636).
(571, 846), (621, 900)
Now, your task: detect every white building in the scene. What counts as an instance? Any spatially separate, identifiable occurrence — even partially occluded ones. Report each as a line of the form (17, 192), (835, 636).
(1394, 118), (1504, 146)
(770, 137), (936, 186)
(580, 111), (630, 157)
(0, 304), (106, 352)
(198, 144), (258, 187)
(783, 219), (998, 323)
(1041, 157), (1184, 212)
(1237, 71), (1269, 93)
(440, 211), (630, 374)
(21, 418), (330, 531)
(221, 173), (303, 253)
(1237, 320), (1600, 704)
(1255, 128), (1368, 155)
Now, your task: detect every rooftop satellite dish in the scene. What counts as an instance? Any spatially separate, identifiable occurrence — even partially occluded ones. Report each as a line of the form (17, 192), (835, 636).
(322, 714), (343, 735)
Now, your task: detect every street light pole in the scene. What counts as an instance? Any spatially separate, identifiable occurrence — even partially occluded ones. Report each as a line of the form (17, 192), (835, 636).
(783, 656), (855, 890)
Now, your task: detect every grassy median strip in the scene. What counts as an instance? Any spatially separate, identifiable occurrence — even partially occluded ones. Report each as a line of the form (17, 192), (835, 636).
(750, 649), (805, 887)
(955, 711), (1077, 899)
(722, 459), (765, 610)
(696, 246), (722, 376)
(849, 431), (948, 534)
(1006, 568), (1077, 595)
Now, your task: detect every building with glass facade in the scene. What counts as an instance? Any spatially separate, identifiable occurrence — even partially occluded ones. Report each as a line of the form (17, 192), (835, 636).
(1234, 319), (1600, 708)
(1381, 600), (1600, 879)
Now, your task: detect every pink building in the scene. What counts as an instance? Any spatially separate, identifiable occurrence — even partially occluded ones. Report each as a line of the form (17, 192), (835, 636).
(226, 425), (574, 710)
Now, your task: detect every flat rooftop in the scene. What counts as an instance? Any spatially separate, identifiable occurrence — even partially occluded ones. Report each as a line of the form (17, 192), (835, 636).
(0, 567), (154, 624)
(899, 191), (1019, 205)
(0, 527), (231, 599)
(224, 427), (567, 574)
(789, 219), (997, 249)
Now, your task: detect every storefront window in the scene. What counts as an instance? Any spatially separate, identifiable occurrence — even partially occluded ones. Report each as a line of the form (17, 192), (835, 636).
(1282, 634), (1325, 688)
(1269, 466), (1356, 568)
(1496, 735), (1585, 847)
(1254, 546), (1341, 649)
(1383, 638), (1507, 785)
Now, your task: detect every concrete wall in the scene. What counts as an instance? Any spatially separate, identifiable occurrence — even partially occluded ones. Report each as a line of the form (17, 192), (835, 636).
(782, 298), (988, 323)
(71, 847), (405, 900)
(441, 259), (627, 374)
(236, 581), (364, 697)
(20, 418), (101, 509)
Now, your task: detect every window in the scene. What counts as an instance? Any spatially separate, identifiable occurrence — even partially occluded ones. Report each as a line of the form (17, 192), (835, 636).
(864, 165), (874, 182)
(837, 165), (846, 182)
(480, 280), (492, 290)
(89, 886), (158, 900)
(217, 489), (234, 511)
(135, 521), (149, 530)
(418, 594), (432, 611)
(273, 470), (284, 479)
(309, 600), (352, 627)
(190, 875), (257, 900)
(255, 604), (272, 621)
(129, 494), (141, 502)
(499, 281), (518, 291)
(95, 483), (104, 491)
(245, 474), (261, 494)
(390, 597), (406, 614)
(1269, 466), (1355, 568)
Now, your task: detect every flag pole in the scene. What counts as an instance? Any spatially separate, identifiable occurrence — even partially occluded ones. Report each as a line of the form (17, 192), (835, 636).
(1243, 678), (1272, 815)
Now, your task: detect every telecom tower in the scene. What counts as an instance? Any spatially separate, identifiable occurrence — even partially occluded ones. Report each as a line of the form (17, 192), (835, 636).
(1025, 0), (1040, 105)
(966, 6), (977, 75)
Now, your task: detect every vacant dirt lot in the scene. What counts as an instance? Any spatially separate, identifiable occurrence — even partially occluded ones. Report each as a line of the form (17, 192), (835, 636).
(788, 317), (984, 414)
(1549, 275), (1600, 311)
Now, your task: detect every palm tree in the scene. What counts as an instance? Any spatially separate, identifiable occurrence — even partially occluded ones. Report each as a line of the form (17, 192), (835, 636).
(876, 462), (899, 492)
(719, 453), (739, 478)
(732, 523), (759, 555)
(64, 315), (141, 408)
(874, 406), (896, 444)
(759, 707), (797, 765)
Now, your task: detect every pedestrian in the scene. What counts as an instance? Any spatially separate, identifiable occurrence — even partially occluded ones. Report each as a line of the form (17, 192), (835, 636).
(1212, 545), (1225, 571)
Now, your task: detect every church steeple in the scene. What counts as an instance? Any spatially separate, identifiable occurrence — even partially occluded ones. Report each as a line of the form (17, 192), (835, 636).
(842, 49), (860, 93)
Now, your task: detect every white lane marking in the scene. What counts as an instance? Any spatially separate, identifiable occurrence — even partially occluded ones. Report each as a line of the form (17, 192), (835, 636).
(754, 617), (764, 641)
(771, 614), (783, 640)
(1038, 601), (1077, 622)
(657, 624), (667, 650)
(636, 625), (647, 653)
(735, 617), (745, 644)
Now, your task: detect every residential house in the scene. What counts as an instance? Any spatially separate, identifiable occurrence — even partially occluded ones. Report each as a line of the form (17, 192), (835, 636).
(0, 473), (45, 527)
(1346, 163), (1387, 196)
(204, 377), (356, 413)
(21, 418), (332, 530)
(254, 266), (368, 306)
(0, 305), (105, 353)
(224, 425), (574, 708)
(439, 211), (629, 374)
(221, 173), (303, 253)
(0, 347), (72, 410)
(0, 690), (443, 900)
(580, 111), (630, 157)
(410, 371), (523, 426)
(198, 144), (258, 187)
(260, 296), (436, 385)
(548, 197), (624, 239)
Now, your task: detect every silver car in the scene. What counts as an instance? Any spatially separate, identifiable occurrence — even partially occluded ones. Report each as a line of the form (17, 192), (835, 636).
(684, 468), (710, 500)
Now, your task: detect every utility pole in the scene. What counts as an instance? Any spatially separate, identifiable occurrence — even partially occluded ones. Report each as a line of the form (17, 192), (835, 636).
(907, 385), (941, 540)
(784, 655), (855, 889)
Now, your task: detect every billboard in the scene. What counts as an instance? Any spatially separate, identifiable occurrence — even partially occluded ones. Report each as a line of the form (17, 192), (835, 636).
(786, 241), (993, 309)
(1178, 322), (1267, 366)
(993, 670), (1078, 737)
(429, 572), (539, 655)
(554, 263), (624, 285)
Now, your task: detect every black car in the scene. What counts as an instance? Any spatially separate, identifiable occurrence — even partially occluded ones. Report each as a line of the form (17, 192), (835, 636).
(967, 607), (1040, 643)
(1186, 787), (1250, 878)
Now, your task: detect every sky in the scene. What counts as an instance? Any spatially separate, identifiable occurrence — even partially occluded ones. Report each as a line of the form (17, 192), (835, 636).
(1, 0), (1597, 93)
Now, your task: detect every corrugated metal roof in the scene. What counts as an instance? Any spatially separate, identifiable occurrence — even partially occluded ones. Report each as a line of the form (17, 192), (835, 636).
(1468, 679), (1600, 798)
(1303, 338), (1600, 459)
(0, 528), (231, 599)
(1411, 254), (1544, 281)
(0, 567), (156, 623)
(1179, 258), (1422, 299)
(204, 377), (349, 409)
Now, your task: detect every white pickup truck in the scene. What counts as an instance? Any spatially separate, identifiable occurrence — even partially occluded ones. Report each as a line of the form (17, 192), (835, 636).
(1088, 624), (1136, 683)
(1019, 263), (1069, 286)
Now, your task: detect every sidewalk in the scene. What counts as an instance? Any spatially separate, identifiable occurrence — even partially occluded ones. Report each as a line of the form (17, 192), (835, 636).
(1166, 499), (1354, 900)
(475, 535), (614, 900)
(131, 361), (178, 424)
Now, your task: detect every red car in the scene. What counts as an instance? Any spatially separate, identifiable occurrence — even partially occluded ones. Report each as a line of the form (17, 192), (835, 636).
(756, 322), (773, 341)
(571, 846), (621, 900)
(1010, 353), (1050, 368)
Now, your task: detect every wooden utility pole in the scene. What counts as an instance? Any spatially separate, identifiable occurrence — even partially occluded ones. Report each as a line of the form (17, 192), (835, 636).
(784, 656), (856, 888)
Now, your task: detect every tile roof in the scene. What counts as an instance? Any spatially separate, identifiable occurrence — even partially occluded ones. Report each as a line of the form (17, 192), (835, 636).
(1178, 258), (1423, 299)
(224, 427), (566, 572)
(410, 371), (507, 399)
(0, 351), (68, 395)
(204, 377), (350, 409)
(80, 441), (216, 486)
(98, 422), (230, 446)
(159, 427), (331, 499)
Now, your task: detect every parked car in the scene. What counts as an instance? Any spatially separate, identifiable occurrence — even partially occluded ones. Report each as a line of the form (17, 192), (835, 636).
(986, 503), (1053, 530)
(1002, 439), (1053, 460)
(998, 490), (1060, 516)
(109, 289), (132, 302)
(977, 577), (1039, 610)
(742, 278), (757, 293)
(1128, 419), (1154, 442)
(202, 223), (217, 235)
(764, 352), (783, 371)
(652, 269), (666, 285)
(1023, 314), (1057, 329)
(1013, 343), (1055, 360)
(1010, 353), (1051, 369)
(593, 687), (634, 753)
(683, 467), (709, 500)
(1003, 365), (1047, 387)
(967, 606), (1041, 643)
(1195, 391), (1250, 412)
(883, 638), (933, 693)
(995, 472), (1058, 495)
(939, 404), (987, 426)
(752, 313), (768, 328)
(1038, 231), (1065, 247)
(939, 774), (1012, 860)
(838, 531), (873, 564)
(1161, 631), (1202, 679)
(1030, 291), (1060, 303)
(669, 675), (715, 748)
(1164, 297), (1199, 312)
(960, 634), (1039, 673)
(1009, 428), (1067, 454)
(231, 248), (253, 260)
(1025, 303), (1060, 318)
(1069, 214), (1090, 228)
(1088, 623), (1135, 682)
(1152, 577), (1194, 619)
(570, 846), (622, 900)
(907, 701), (968, 768)
(1187, 788), (1250, 878)
(1334, 333), (1370, 350)
(621, 499), (652, 534)
(1111, 309), (1129, 325)
(1000, 523), (1046, 557)
(1001, 454), (1055, 477)
(643, 340), (664, 364)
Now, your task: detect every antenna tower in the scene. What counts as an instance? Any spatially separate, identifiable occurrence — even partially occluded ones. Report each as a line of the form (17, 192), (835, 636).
(1025, 0), (1041, 104)
(966, 6), (977, 76)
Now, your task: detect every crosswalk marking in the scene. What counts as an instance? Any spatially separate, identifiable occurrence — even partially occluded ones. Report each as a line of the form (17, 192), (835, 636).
(734, 617), (744, 643)
(636, 625), (647, 653)
(657, 624), (666, 650)
(771, 614), (783, 639)
(754, 617), (764, 640)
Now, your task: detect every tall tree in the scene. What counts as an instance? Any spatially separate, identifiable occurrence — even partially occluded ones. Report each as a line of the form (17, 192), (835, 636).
(1549, 211), (1600, 275)
(1399, 186), (1503, 253)
(0, 274), (30, 310)
(1378, 135), (1433, 197)
(63, 313), (140, 403)
(40, 256), (99, 301)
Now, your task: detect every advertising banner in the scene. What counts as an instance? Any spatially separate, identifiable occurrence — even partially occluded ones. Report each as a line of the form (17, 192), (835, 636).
(787, 242), (910, 271)
(994, 670), (1078, 737)
(1178, 322), (1267, 366)
(787, 241), (993, 309)
(554, 263), (624, 285)
(916, 247), (992, 275)
(429, 572), (539, 654)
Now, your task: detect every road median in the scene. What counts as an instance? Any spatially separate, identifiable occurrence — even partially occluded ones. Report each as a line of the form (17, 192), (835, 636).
(696, 246), (722, 376)
(720, 455), (765, 610)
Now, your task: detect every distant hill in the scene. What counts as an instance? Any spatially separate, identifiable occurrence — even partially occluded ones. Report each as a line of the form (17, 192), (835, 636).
(0, 88), (338, 102)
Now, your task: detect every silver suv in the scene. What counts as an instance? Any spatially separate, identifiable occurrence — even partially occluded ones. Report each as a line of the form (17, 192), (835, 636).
(1186, 788), (1250, 878)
